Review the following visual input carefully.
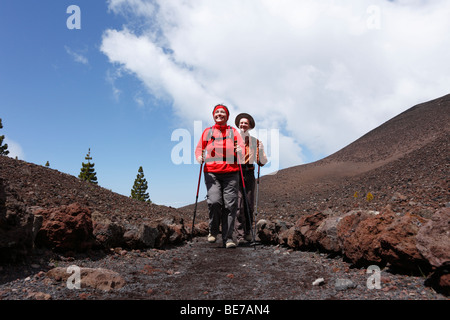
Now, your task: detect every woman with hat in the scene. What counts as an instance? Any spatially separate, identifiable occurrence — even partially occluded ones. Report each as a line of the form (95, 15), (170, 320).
(234, 113), (268, 245)
(195, 104), (245, 248)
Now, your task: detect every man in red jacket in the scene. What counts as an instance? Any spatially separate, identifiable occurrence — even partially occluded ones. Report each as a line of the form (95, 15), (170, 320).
(195, 104), (245, 248)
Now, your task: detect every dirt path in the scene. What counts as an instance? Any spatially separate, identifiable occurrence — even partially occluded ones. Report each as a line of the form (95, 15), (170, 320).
(0, 235), (446, 303)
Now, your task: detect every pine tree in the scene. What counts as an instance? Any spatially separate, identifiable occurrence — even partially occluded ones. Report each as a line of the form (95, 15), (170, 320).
(131, 166), (151, 203)
(78, 148), (98, 184)
(0, 118), (10, 156)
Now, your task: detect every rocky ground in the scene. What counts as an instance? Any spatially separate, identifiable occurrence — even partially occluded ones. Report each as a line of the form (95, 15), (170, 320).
(0, 236), (446, 301)
(0, 95), (449, 308)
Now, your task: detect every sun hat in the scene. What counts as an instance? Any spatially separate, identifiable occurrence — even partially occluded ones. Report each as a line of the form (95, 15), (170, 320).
(235, 113), (255, 129)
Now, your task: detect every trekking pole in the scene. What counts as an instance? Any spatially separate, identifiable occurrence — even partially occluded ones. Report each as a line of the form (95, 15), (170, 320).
(190, 161), (203, 241)
(252, 165), (260, 246)
(239, 163), (256, 250)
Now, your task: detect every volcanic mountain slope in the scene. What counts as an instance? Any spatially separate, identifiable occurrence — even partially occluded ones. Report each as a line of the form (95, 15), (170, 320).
(0, 153), (199, 260)
(0, 156), (190, 227)
(183, 94), (450, 223)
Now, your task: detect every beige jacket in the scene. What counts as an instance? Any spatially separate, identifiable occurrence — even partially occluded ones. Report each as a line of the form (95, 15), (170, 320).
(241, 131), (268, 166)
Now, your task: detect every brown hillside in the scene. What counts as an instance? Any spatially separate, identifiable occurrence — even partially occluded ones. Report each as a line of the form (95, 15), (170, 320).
(0, 156), (189, 226)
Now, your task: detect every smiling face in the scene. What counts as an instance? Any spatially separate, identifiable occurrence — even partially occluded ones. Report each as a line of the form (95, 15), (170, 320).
(213, 107), (228, 125)
(239, 118), (250, 132)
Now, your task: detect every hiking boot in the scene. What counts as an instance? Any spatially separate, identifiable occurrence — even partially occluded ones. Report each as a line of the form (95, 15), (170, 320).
(207, 234), (216, 243)
(225, 240), (236, 249)
(237, 238), (246, 246)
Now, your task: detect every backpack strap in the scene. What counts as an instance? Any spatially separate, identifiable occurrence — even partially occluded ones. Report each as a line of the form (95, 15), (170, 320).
(208, 125), (235, 141)
(205, 126), (214, 143)
(204, 126), (237, 163)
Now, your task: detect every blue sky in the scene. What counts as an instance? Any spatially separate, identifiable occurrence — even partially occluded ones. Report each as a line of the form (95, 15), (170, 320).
(1, 0), (450, 208)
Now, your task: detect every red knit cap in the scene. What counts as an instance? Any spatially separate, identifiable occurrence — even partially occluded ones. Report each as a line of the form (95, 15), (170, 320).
(212, 104), (229, 120)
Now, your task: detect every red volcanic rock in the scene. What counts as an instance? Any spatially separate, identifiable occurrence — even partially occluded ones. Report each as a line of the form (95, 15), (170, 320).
(336, 206), (431, 269)
(34, 203), (95, 252)
(337, 209), (390, 266)
(416, 207), (450, 295)
(416, 207), (450, 269)
(379, 212), (429, 271)
(438, 273), (450, 296)
(287, 212), (327, 250)
(191, 221), (209, 238)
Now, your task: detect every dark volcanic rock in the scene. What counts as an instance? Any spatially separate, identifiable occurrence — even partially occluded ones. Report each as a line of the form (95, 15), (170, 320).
(92, 219), (125, 249)
(314, 212), (343, 253)
(123, 224), (159, 249)
(0, 178), (36, 261)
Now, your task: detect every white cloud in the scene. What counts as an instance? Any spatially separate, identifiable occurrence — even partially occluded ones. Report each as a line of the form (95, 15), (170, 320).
(107, 0), (156, 17)
(65, 46), (89, 65)
(105, 69), (122, 101)
(4, 136), (25, 160)
(101, 0), (450, 166)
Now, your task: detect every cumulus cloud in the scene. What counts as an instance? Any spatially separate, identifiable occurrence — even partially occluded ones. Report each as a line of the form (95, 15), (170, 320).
(4, 136), (25, 160)
(101, 0), (450, 167)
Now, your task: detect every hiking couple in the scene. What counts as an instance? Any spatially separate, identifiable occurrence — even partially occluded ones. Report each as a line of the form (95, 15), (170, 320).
(195, 104), (268, 248)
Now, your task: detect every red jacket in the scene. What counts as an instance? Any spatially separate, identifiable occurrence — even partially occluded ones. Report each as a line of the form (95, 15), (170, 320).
(195, 124), (245, 173)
